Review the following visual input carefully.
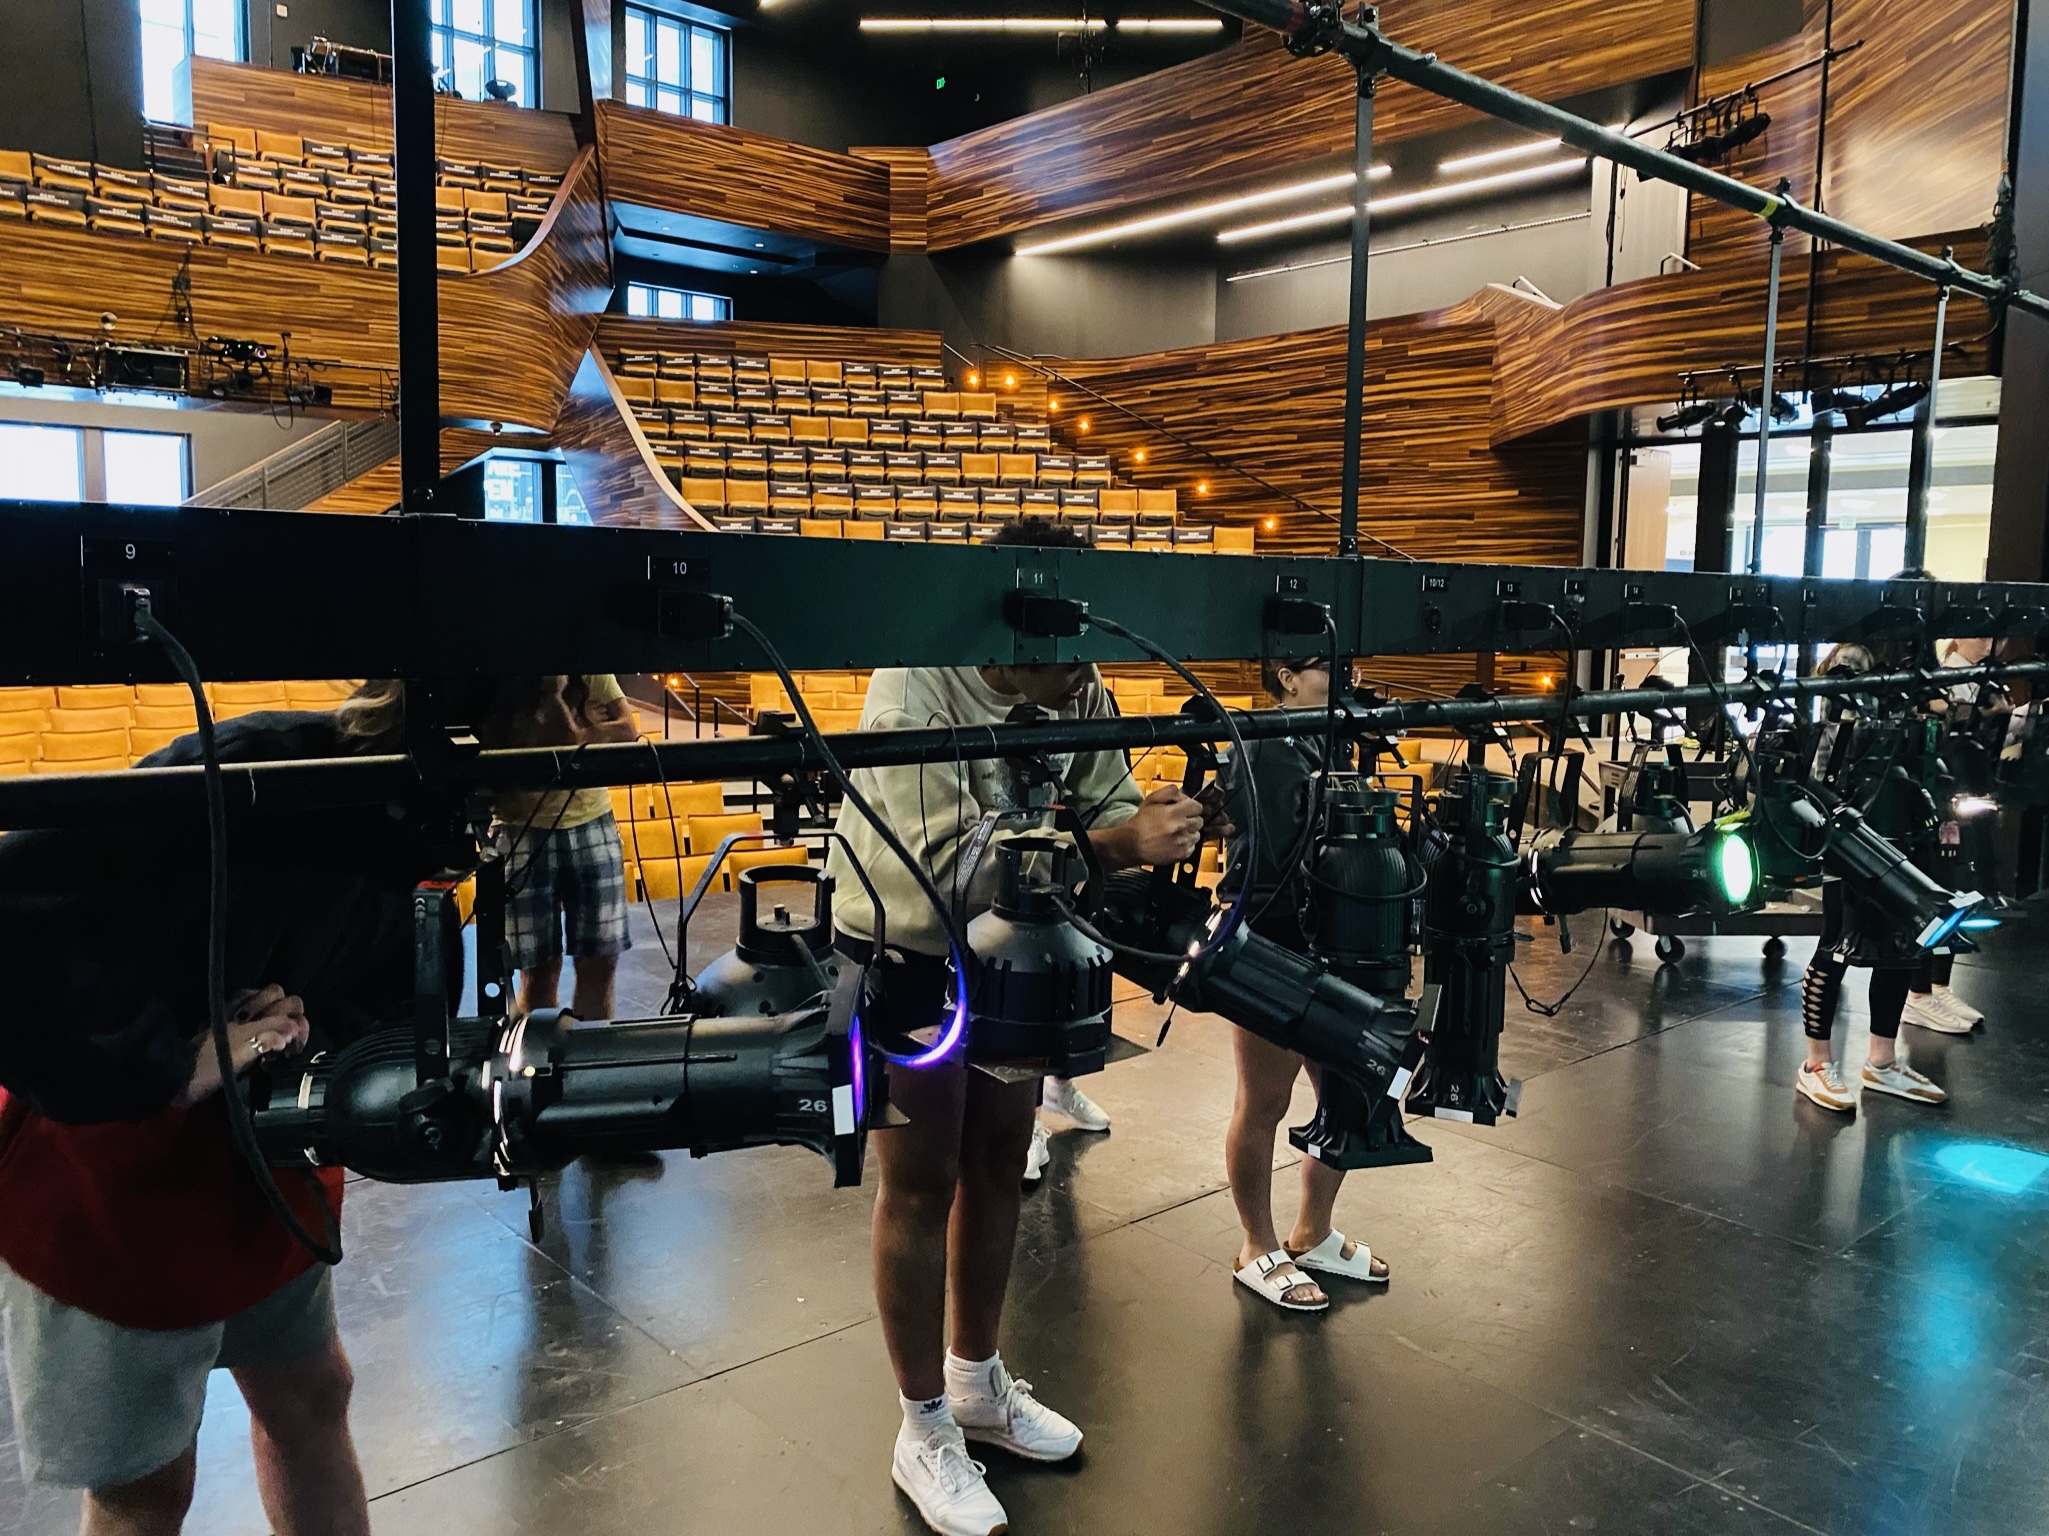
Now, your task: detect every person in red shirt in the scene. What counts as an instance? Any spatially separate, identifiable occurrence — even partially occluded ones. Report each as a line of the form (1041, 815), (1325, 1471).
(0, 678), (572, 1535)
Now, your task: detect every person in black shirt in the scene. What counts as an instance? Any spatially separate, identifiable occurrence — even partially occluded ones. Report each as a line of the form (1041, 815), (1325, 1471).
(1217, 655), (1391, 1312)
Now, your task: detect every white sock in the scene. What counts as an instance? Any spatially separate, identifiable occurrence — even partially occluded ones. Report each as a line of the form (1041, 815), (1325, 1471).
(944, 1350), (1003, 1400)
(900, 1392), (953, 1439)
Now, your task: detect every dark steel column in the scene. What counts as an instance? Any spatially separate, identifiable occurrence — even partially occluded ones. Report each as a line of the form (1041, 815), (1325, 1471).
(1748, 213), (1787, 573)
(1694, 418), (1740, 576)
(1803, 413), (1834, 582)
(393, 0), (441, 515)
(1902, 276), (1951, 571)
(1337, 64), (1378, 560)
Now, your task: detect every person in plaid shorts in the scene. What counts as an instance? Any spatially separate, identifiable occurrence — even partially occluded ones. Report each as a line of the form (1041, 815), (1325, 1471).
(494, 675), (640, 1020)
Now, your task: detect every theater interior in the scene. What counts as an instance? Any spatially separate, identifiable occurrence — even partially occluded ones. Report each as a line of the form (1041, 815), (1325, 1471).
(3, 1), (2049, 1533)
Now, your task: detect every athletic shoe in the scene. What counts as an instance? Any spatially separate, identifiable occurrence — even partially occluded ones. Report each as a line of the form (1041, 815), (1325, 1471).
(892, 1425), (1008, 1536)
(1022, 1120), (1048, 1184)
(1861, 1055), (1948, 1104)
(1042, 1076), (1112, 1132)
(1903, 993), (1974, 1035)
(951, 1358), (1084, 1462)
(1796, 1059), (1856, 1113)
(1932, 985), (1984, 1026)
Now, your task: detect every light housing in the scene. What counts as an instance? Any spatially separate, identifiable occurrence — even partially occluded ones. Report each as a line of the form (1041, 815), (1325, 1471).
(1525, 823), (1762, 918)
(965, 836), (1114, 1076)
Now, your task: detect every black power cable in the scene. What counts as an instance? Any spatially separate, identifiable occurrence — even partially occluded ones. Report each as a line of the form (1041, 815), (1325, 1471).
(134, 601), (343, 1266)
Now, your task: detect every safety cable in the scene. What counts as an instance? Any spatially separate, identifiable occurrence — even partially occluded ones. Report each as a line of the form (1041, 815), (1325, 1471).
(135, 603), (343, 1266)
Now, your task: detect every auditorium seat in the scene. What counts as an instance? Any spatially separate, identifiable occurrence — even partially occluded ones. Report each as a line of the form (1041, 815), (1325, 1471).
(41, 729), (128, 762)
(634, 853), (717, 902)
(31, 756), (126, 774)
(256, 131), (304, 165)
(728, 845), (810, 881)
(687, 811), (764, 856)
(643, 781), (726, 820)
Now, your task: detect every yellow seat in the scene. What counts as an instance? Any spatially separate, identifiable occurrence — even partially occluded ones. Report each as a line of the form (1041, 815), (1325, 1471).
(42, 730), (129, 761)
(210, 682), (289, 707)
(924, 392), (960, 419)
(1213, 525), (1256, 554)
(0, 734), (41, 767)
(436, 245), (473, 274)
(463, 189), (509, 219)
(769, 357), (808, 386)
(645, 781), (727, 820)
(32, 756), (126, 774)
(129, 727), (187, 759)
(286, 681), (355, 707)
(842, 519), (884, 540)
(255, 130), (303, 164)
(687, 811), (764, 855)
(50, 705), (131, 732)
(800, 517), (844, 538)
(1138, 489), (1179, 517)
(828, 418), (869, 446)
(619, 817), (683, 862)
(636, 854), (718, 902)
(790, 416), (831, 446)
(609, 785), (648, 823)
(959, 392), (998, 420)
(133, 703), (197, 731)
(133, 683), (193, 708)
(54, 685), (130, 711)
(729, 845), (811, 881)
(0, 686), (59, 710)
(0, 709), (52, 737)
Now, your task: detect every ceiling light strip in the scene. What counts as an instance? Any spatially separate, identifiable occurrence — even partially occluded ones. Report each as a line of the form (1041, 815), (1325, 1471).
(1224, 210), (1593, 282)
(1116, 17), (1227, 29)
(860, 17), (1108, 31)
(1217, 157), (1591, 245)
(1016, 165), (1390, 257)
(1437, 136), (1564, 175)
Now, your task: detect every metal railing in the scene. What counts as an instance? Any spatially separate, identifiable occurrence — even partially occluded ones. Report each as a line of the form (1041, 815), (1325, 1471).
(185, 416), (399, 510)
(660, 675), (755, 740)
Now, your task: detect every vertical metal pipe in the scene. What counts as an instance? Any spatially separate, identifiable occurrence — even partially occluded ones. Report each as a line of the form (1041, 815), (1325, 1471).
(1903, 280), (1951, 570)
(1748, 220), (1787, 573)
(393, 0), (441, 515)
(1802, 413), (1834, 582)
(1337, 67), (1377, 560)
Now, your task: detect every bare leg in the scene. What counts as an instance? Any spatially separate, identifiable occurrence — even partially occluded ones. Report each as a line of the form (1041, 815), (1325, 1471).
(80, 1445), (196, 1536)
(1287, 1062), (1350, 1252)
(517, 956), (563, 1015)
(569, 953), (619, 1021)
(946, 1072), (1039, 1364)
(1226, 1027), (1325, 1303)
(231, 1339), (369, 1536)
(871, 1057), (968, 1401)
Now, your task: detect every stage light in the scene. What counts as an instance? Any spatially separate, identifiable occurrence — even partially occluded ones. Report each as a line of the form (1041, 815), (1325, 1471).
(10, 361), (44, 388)
(1955, 794), (1999, 818)
(965, 837), (1114, 1076)
(862, 17), (1108, 32)
(1524, 822), (1761, 918)
(1015, 165), (1386, 257)
(1847, 380), (1929, 428)
(1308, 778), (1413, 999)
(693, 866), (845, 1017)
(1116, 17), (1226, 31)
(1093, 872), (1430, 1168)
(1438, 136), (1564, 174)
(1655, 400), (1718, 432)
(1771, 793), (1984, 948)
(1745, 385), (1798, 422)
(1217, 157), (1588, 244)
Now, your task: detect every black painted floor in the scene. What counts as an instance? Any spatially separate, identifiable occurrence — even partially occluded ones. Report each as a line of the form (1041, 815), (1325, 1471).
(6, 898), (2047, 1536)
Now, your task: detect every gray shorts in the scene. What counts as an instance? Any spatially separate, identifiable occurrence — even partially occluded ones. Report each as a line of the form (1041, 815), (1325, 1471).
(497, 813), (632, 967)
(0, 1259), (337, 1490)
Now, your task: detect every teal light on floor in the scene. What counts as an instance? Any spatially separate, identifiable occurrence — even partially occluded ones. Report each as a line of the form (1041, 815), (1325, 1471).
(1932, 1140), (2049, 1196)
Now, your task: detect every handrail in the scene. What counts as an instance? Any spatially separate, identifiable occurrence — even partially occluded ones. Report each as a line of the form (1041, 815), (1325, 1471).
(659, 676), (753, 740)
(975, 342), (1417, 560)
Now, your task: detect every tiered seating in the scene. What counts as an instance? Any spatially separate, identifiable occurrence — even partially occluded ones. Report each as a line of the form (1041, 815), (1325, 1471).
(0, 131), (560, 273)
(0, 680), (355, 775)
(610, 346), (1218, 549)
(607, 780), (811, 901)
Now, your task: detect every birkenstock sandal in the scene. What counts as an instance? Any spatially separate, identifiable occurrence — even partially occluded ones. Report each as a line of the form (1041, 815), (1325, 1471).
(1234, 1249), (1328, 1312)
(1289, 1229), (1389, 1285)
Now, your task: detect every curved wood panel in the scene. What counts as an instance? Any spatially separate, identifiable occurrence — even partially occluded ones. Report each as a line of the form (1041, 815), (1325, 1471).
(925, 4), (1696, 251)
(558, 349), (717, 530)
(0, 146), (609, 433)
(190, 58), (578, 173)
(594, 315), (944, 367)
(594, 102), (891, 253)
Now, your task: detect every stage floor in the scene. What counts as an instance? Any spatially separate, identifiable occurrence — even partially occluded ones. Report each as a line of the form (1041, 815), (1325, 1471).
(6, 898), (2047, 1535)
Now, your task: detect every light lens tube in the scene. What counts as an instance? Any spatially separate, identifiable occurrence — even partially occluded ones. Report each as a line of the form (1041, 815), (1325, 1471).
(861, 17), (1108, 31)
(1117, 17), (1225, 30)
(1218, 157), (1591, 244)
(1715, 831), (1757, 906)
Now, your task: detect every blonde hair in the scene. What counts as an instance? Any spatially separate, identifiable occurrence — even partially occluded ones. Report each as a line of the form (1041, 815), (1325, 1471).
(333, 679), (406, 744)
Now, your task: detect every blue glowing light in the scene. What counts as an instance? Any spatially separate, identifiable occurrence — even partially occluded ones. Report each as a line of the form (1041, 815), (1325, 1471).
(1959, 916), (2002, 930)
(849, 1010), (867, 1124)
(900, 988), (968, 1068)
(1932, 1140), (2049, 1196)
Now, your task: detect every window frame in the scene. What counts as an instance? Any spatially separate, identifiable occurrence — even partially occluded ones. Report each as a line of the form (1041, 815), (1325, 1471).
(429, 0), (540, 108)
(0, 421), (190, 507)
(625, 282), (733, 323)
(622, 3), (731, 124)
(139, 0), (245, 125)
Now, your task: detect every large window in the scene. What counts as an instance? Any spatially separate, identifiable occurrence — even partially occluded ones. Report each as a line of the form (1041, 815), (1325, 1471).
(624, 5), (729, 123)
(0, 425), (187, 505)
(626, 282), (730, 322)
(139, 0), (242, 123)
(104, 430), (191, 506)
(0, 424), (84, 503)
(431, 0), (538, 106)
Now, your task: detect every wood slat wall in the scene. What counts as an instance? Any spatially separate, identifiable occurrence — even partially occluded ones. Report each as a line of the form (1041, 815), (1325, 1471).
(189, 58), (578, 173)
(557, 348), (715, 529)
(594, 315), (944, 367)
(303, 427), (502, 514)
(923, 3), (1696, 251)
(594, 102), (892, 253)
(0, 146), (610, 431)
(849, 146), (933, 253)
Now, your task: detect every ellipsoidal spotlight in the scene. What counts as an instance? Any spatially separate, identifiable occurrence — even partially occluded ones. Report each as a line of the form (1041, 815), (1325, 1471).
(1308, 777), (1415, 1000)
(1765, 792), (1984, 948)
(1847, 380), (1930, 428)
(9, 360), (44, 388)
(965, 836), (1115, 1076)
(1524, 821), (1760, 918)
(1745, 386), (1799, 422)
(1656, 399), (1718, 433)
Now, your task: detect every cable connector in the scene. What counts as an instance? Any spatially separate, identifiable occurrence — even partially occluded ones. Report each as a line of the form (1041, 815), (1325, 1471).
(1004, 590), (1091, 639)
(1265, 594), (1331, 636)
(656, 588), (735, 641)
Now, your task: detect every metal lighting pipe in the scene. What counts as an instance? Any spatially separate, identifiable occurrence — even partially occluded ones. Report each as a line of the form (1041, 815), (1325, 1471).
(1750, 218), (1788, 574)
(391, 0), (441, 513)
(1197, 0), (2049, 321)
(1337, 66), (1377, 559)
(4, 662), (2042, 828)
(1903, 269), (1953, 570)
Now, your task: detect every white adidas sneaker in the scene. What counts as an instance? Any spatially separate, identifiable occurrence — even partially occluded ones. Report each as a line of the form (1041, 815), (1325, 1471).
(951, 1357), (1083, 1463)
(892, 1424), (1008, 1536)
(1042, 1075), (1112, 1131)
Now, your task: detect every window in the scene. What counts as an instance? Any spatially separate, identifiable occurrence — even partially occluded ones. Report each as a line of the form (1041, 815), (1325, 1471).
(139, 0), (242, 123)
(431, 0), (538, 107)
(481, 458), (541, 521)
(626, 282), (731, 322)
(104, 431), (191, 506)
(0, 424), (84, 503)
(624, 5), (729, 123)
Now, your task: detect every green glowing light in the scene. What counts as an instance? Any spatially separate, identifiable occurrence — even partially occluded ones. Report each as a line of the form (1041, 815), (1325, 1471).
(1715, 831), (1756, 906)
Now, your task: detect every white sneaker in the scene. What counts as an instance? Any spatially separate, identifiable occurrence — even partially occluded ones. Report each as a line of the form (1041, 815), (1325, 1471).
(1022, 1120), (1048, 1184)
(892, 1425), (1008, 1536)
(1041, 1076), (1111, 1132)
(1932, 985), (1984, 1026)
(1862, 1054), (1948, 1104)
(1796, 1059), (1856, 1113)
(1903, 993), (1974, 1035)
(951, 1358), (1083, 1462)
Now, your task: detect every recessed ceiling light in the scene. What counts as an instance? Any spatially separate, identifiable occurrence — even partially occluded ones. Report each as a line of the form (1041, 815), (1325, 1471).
(861, 17), (1108, 32)
(1015, 164), (1390, 257)
(1217, 157), (1590, 244)
(1438, 137), (1563, 175)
